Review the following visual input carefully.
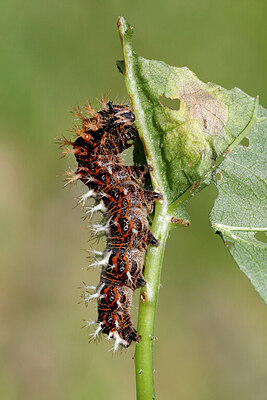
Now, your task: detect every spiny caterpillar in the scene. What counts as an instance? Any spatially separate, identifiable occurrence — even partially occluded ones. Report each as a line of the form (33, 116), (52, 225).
(62, 100), (161, 350)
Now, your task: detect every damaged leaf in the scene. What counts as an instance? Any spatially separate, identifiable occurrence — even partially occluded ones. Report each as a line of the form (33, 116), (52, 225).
(210, 105), (267, 302)
(118, 17), (266, 301)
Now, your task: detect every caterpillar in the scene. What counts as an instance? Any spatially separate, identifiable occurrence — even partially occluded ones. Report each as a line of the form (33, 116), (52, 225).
(62, 101), (161, 350)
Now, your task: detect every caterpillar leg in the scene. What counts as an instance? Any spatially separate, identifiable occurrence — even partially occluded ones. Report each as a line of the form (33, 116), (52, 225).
(130, 165), (149, 185)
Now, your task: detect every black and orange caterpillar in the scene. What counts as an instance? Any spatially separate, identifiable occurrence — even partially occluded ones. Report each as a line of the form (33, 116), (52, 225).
(62, 101), (161, 350)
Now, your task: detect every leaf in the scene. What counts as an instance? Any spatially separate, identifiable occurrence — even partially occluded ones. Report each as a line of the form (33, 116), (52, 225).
(117, 17), (267, 302)
(210, 105), (267, 302)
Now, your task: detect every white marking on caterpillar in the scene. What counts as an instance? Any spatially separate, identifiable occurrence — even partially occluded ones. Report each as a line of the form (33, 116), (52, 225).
(79, 189), (96, 206)
(86, 250), (112, 269)
(117, 300), (123, 309)
(84, 285), (96, 290)
(127, 271), (133, 283)
(86, 250), (103, 257)
(84, 292), (99, 302)
(86, 201), (107, 218)
(83, 283), (105, 303)
(91, 219), (110, 234)
(111, 331), (129, 352)
(89, 323), (103, 340)
(84, 320), (97, 328)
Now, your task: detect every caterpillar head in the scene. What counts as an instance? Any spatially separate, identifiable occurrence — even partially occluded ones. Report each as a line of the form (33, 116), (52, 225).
(106, 102), (137, 142)
(107, 102), (135, 125)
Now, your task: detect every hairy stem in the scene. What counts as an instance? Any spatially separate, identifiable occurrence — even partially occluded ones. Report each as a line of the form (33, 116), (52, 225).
(135, 201), (171, 400)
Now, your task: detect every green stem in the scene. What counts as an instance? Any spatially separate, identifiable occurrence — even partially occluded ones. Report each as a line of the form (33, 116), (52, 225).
(135, 200), (171, 400)
(118, 17), (173, 399)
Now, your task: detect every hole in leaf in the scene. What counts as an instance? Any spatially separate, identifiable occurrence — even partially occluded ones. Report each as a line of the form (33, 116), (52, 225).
(116, 60), (125, 74)
(254, 231), (267, 244)
(215, 172), (223, 181)
(239, 137), (250, 147)
(159, 96), (180, 110)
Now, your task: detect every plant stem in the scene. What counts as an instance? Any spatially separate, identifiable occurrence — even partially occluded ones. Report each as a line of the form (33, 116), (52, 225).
(117, 17), (173, 399)
(135, 200), (171, 400)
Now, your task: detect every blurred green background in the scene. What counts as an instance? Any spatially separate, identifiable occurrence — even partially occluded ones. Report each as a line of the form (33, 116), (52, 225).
(1, 0), (266, 399)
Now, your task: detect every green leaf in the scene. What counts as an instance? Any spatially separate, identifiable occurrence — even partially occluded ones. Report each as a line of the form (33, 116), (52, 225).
(210, 105), (267, 302)
(118, 16), (267, 302)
